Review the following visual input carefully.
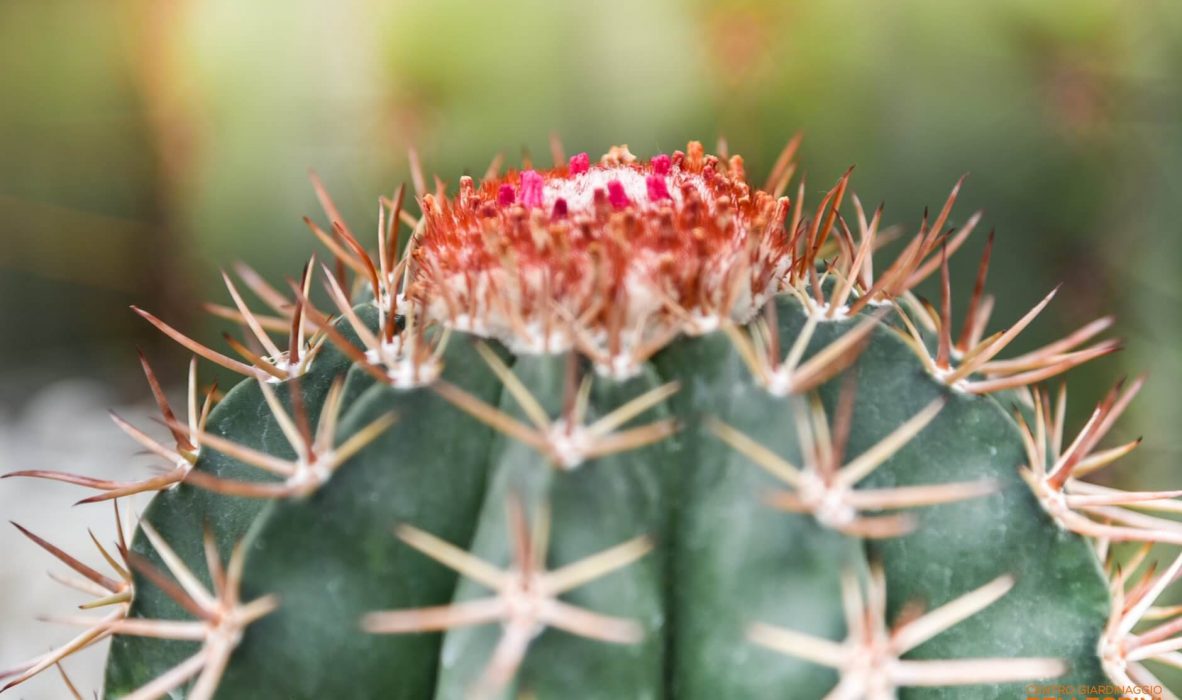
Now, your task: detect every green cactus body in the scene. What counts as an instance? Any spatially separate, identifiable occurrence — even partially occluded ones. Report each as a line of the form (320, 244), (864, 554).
(4, 141), (1175, 699)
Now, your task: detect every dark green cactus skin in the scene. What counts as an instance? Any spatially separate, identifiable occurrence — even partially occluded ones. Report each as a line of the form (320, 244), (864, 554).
(104, 293), (1111, 699)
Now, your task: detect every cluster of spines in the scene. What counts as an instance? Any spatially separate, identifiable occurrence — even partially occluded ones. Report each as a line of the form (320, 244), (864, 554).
(2, 138), (1179, 698)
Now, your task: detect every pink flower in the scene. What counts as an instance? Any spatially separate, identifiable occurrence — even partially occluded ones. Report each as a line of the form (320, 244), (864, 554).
(569, 152), (590, 175)
(551, 198), (569, 218)
(651, 154), (671, 176)
(646, 175), (671, 202)
(519, 170), (544, 208)
(607, 180), (630, 209)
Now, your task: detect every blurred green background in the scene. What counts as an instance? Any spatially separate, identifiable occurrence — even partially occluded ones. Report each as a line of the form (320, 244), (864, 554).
(7, 0), (1179, 470)
(4, 0), (1181, 479)
(0, 0), (1180, 691)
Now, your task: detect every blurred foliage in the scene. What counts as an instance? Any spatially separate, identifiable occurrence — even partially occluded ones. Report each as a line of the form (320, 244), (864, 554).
(1, 0), (1179, 505)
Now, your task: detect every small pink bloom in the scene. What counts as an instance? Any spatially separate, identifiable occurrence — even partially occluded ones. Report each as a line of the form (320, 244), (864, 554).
(497, 184), (516, 206)
(607, 180), (630, 209)
(646, 175), (671, 202)
(651, 154), (671, 176)
(519, 170), (544, 208)
(569, 152), (590, 175)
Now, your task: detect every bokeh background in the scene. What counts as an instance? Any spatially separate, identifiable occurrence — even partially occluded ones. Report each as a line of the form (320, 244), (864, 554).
(1, 0), (1180, 696)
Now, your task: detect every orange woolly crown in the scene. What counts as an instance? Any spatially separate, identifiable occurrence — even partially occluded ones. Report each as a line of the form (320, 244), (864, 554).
(410, 141), (792, 376)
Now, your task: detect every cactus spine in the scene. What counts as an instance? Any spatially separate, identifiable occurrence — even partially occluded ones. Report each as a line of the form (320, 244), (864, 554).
(3, 139), (1177, 699)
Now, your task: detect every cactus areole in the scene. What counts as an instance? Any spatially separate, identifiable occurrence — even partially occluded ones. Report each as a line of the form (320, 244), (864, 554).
(4, 139), (1178, 699)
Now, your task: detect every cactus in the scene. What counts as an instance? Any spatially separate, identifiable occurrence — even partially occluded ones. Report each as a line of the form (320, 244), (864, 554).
(3, 139), (1179, 699)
